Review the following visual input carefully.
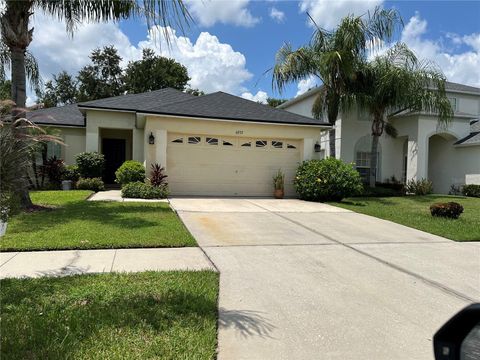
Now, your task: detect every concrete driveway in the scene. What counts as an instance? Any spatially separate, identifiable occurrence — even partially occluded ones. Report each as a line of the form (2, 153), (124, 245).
(170, 198), (480, 360)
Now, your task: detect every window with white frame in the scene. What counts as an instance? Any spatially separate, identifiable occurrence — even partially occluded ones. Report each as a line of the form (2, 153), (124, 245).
(354, 135), (381, 182)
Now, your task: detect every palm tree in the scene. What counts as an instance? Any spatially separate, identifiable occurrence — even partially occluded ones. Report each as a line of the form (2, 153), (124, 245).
(1, 0), (190, 207)
(345, 43), (453, 187)
(272, 7), (402, 158)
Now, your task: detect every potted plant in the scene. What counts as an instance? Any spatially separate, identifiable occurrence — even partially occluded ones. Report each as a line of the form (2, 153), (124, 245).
(273, 169), (285, 199)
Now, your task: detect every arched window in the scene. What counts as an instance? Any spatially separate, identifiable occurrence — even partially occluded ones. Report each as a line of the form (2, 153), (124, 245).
(354, 135), (381, 182)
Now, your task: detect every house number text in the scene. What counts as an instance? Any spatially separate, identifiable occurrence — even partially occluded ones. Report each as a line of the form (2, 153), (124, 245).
(235, 130), (244, 135)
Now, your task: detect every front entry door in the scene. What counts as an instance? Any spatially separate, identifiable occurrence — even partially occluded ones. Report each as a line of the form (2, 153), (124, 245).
(102, 138), (126, 184)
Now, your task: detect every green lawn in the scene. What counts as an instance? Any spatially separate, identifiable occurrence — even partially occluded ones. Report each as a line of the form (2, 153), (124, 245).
(1, 271), (218, 360)
(330, 195), (480, 241)
(1, 191), (196, 251)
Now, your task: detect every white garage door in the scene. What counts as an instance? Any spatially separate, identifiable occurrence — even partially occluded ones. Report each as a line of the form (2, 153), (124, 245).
(166, 133), (301, 196)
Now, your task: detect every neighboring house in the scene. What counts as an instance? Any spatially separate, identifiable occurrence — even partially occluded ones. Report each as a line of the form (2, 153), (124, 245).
(29, 88), (329, 196)
(278, 82), (480, 194)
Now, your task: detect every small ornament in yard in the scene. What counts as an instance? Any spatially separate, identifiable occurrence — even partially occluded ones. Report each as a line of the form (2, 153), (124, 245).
(430, 202), (464, 219)
(273, 169), (285, 199)
(0, 207), (8, 237)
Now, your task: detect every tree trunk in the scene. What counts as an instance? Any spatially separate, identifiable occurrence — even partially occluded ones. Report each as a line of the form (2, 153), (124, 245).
(329, 128), (336, 158)
(11, 47), (32, 207)
(369, 134), (380, 188)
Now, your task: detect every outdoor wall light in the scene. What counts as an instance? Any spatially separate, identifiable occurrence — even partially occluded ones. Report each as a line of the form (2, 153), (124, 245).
(314, 142), (321, 152)
(149, 132), (155, 145)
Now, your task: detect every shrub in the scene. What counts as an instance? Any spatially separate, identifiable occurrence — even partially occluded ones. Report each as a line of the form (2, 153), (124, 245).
(405, 178), (433, 195)
(76, 177), (105, 192)
(294, 158), (363, 202)
(149, 163), (168, 187)
(121, 181), (169, 199)
(75, 152), (105, 178)
(42, 156), (66, 188)
(430, 202), (464, 219)
(63, 165), (80, 183)
(462, 184), (480, 198)
(115, 160), (145, 186)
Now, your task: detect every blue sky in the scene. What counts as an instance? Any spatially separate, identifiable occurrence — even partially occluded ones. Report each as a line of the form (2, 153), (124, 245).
(27, 1), (480, 104)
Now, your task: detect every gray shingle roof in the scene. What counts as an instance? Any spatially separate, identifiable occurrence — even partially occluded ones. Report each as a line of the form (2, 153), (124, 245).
(445, 82), (480, 94)
(27, 104), (84, 127)
(144, 91), (329, 126)
(455, 120), (480, 146)
(78, 87), (195, 111)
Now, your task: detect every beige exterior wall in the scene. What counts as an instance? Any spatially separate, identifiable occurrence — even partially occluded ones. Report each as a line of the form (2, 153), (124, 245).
(45, 126), (86, 165)
(85, 110), (144, 162)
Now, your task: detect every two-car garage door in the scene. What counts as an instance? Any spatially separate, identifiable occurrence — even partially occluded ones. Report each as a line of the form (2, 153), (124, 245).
(166, 133), (301, 196)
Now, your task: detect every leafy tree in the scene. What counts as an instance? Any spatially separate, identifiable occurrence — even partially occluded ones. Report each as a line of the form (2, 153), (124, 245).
(273, 8), (402, 158)
(37, 71), (77, 108)
(0, 79), (11, 100)
(77, 46), (124, 101)
(1, 0), (190, 208)
(124, 48), (190, 93)
(185, 87), (205, 96)
(267, 97), (287, 107)
(345, 44), (453, 187)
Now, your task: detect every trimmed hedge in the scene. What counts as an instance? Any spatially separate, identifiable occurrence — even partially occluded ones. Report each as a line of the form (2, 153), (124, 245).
(115, 160), (146, 186)
(430, 202), (464, 219)
(462, 184), (480, 198)
(121, 181), (169, 199)
(294, 158), (363, 202)
(75, 152), (105, 178)
(76, 177), (105, 192)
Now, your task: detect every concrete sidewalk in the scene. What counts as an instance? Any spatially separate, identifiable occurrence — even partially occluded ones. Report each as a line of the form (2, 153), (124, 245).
(88, 190), (169, 202)
(0, 248), (215, 278)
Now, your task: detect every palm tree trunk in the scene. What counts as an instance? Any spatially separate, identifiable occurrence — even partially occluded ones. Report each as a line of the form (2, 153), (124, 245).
(369, 134), (379, 188)
(11, 47), (32, 207)
(329, 128), (336, 158)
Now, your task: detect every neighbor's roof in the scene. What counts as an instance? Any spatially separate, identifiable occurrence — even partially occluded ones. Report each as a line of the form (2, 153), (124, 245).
(141, 91), (330, 126)
(454, 120), (480, 146)
(27, 104), (84, 127)
(278, 81), (480, 110)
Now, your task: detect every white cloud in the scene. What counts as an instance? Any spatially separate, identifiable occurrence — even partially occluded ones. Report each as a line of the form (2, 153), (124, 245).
(296, 75), (318, 96)
(400, 13), (480, 87)
(270, 7), (285, 23)
(24, 12), (254, 101)
(299, 0), (383, 29)
(241, 90), (268, 103)
(185, 0), (260, 28)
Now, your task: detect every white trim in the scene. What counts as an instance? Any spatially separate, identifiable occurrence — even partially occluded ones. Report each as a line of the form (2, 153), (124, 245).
(38, 124), (85, 129)
(139, 112), (331, 129)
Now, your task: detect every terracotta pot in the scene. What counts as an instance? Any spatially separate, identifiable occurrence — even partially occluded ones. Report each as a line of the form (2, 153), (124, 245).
(274, 189), (284, 199)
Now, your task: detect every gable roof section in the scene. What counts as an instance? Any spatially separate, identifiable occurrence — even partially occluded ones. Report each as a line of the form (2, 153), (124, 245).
(26, 104), (84, 127)
(143, 91), (329, 126)
(77, 87), (196, 111)
(454, 120), (480, 146)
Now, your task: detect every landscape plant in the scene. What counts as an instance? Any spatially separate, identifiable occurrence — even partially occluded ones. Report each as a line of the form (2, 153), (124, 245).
(115, 160), (145, 186)
(42, 156), (66, 189)
(149, 163), (168, 187)
(405, 178), (433, 195)
(122, 181), (169, 199)
(462, 184), (480, 198)
(76, 177), (105, 192)
(75, 152), (105, 179)
(294, 158), (363, 202)
(430, 202), (464, 219)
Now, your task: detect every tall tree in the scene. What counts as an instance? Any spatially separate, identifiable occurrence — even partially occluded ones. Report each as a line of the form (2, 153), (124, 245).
(124, 48), (190, 93)
(345, 44), (453, 187)
(0, 0), (190, 208)
(77, 46), (124, 101)
(273, 8), (402, 158)
(37, 71), (77, 108)
(185, 88), (205, 96)
(267, 97), (287, 107)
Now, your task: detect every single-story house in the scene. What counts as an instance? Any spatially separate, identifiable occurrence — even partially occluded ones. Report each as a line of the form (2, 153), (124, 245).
(278, 81), (480, 194)
(29, 88), (330, 196)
